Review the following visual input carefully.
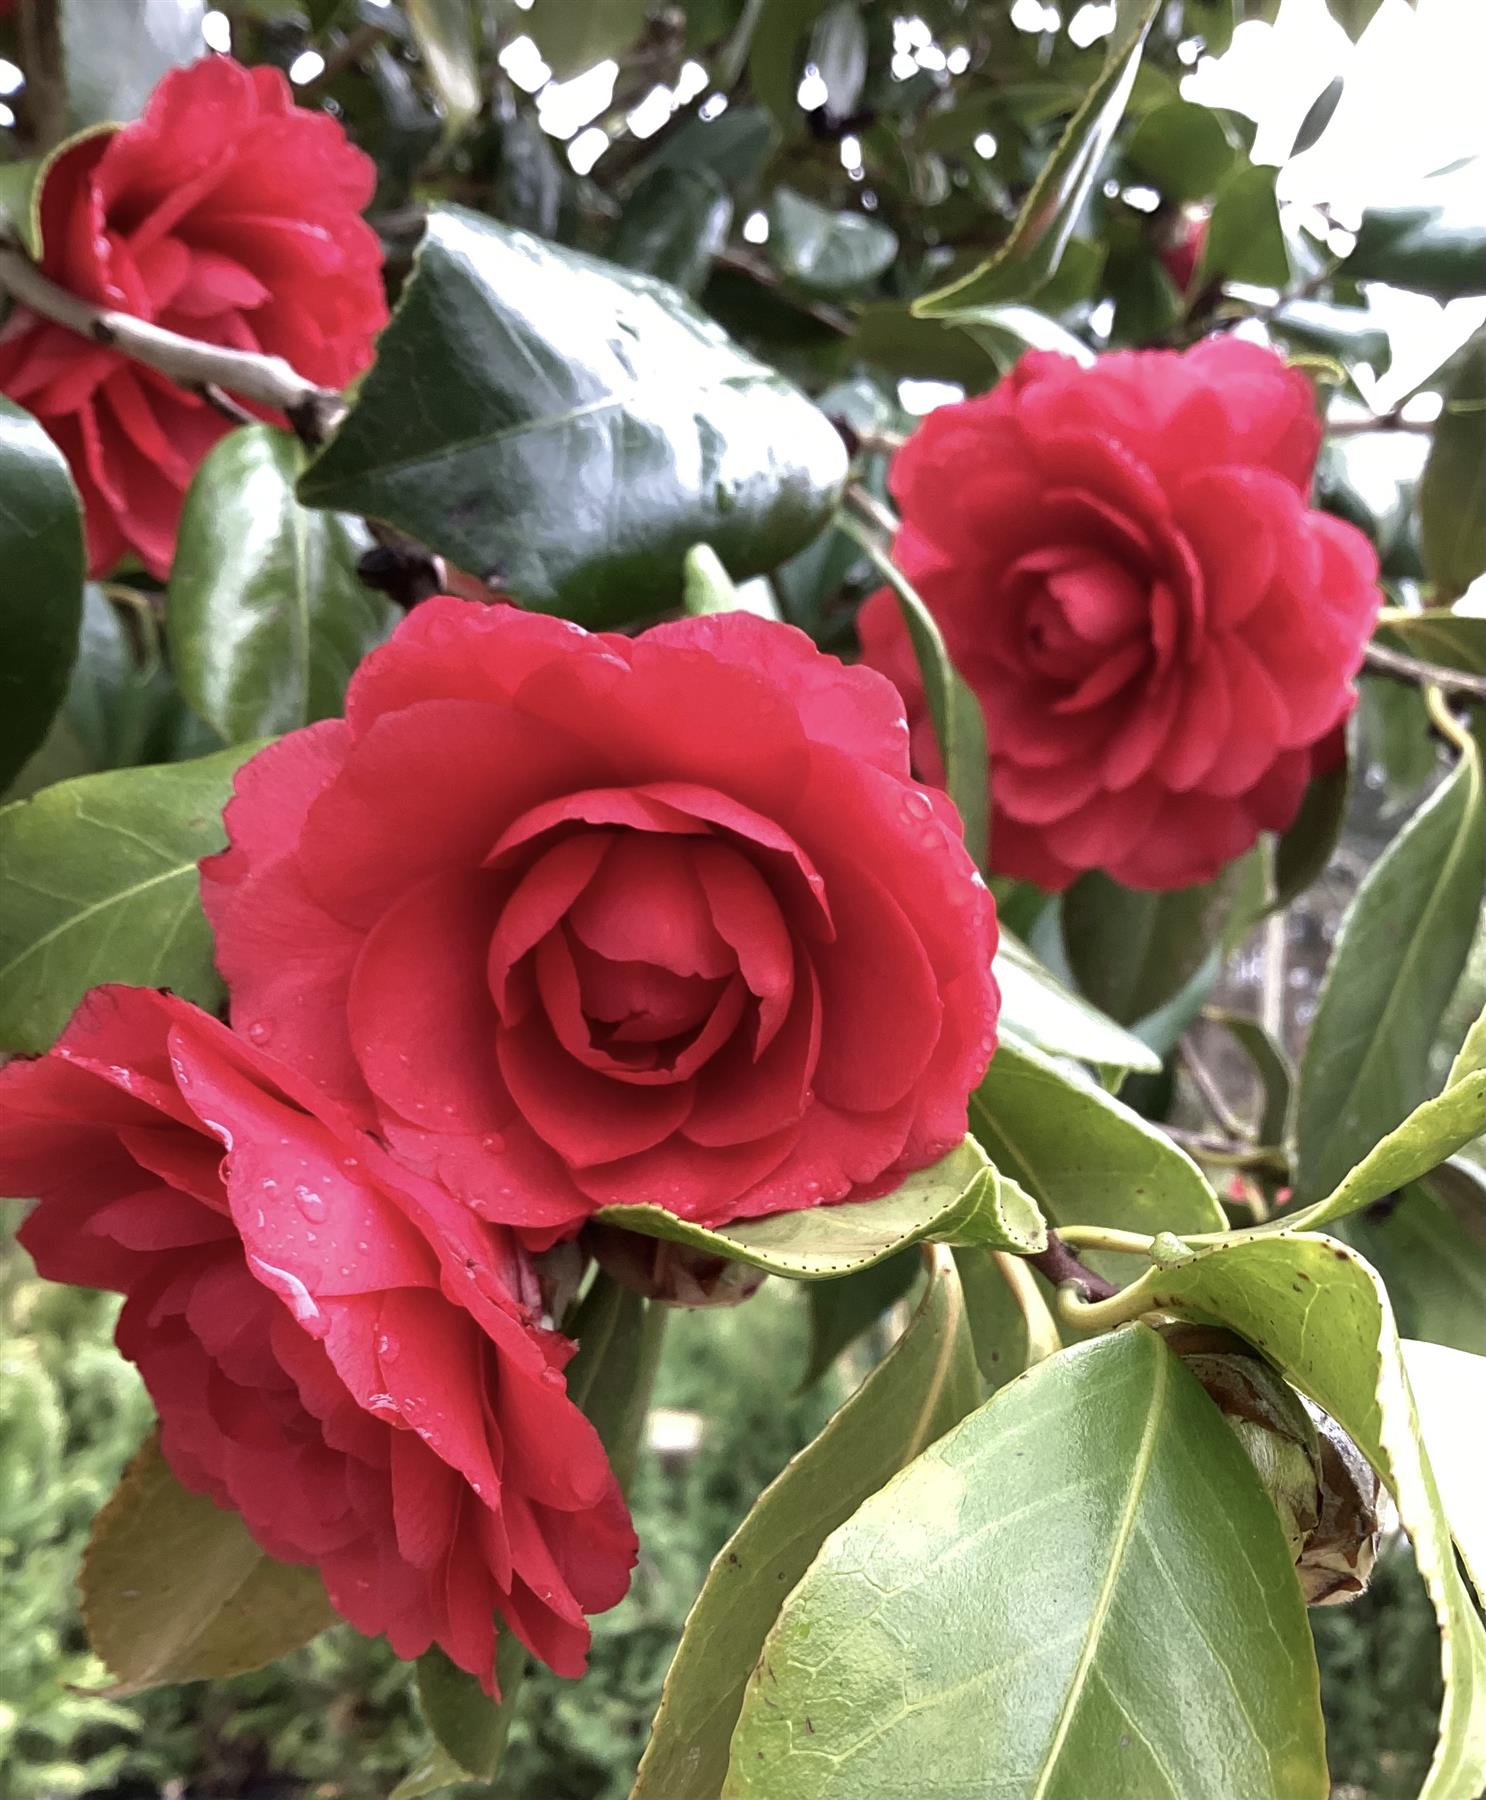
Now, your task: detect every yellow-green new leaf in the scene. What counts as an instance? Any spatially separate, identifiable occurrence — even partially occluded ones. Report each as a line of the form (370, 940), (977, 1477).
(598, 1138), (1045, 1280)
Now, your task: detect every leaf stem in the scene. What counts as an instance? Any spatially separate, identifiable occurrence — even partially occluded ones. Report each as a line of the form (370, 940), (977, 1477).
(1423, 683), (1480, 755)
(842, 480), (901, 542)
(0, 245), (345, 443)
(1364, 641), (1486, 703)
(990, 1250), (1063, 1363)
(1026, 1231), (1119, 1303)
(1054, 1226), (1161, 1257)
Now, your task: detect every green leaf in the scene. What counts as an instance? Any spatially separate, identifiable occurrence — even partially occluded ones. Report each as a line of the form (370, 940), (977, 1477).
(1418, 330), (1486, 597)
(836, 514), (988, 870)
(952, 304), (1096, 371)
(1206, 1007), (1292, 1145)
(1377, 606), (1486, 674)
(564, 1272), (667, 1494)
(1095, 1233), (1486, 1800)
(1402, 1338), (1486, 1598)
(749, 0), (836, 127)
(810, 3), (867, 116)
(0, 157), (44, 258)
(388, 1745), (469, 1800)
(634, 1245), (980, 1800)
(525, 0), (652, 80)
(1060, 865), (1249, 1027)
(1290, 75), (1345, 157)
(166, 426), (393, 743)
(1338, 1174), (1486, 1356)
(404, 0), (480, 129)
(970, 1039), (1227, 1255)
(610, 167), (734, 297)
(723, 1325), (1328, 1800)
(681, 543), (742, 615)
(994, 931), (1163, 1080)
(81, 1430), (335, 1695)
(952, 1242), (1056, 1390)
(798, 1250), (919, 1390)
(0, 398), (85, 796)
(299, 208), (847, 627)
(1270, 298), (1391, 373)
(1324, 0), (1386, 39)
(767, 189), (898, 294)
(914, 0), (1159, 314)
(1198, 163), (1290, 287)
(61, 0), (205, 129)
(598, 1138), (1047, 1280)
(1295, 736), (1485, 1203)
(0, 743), (259, 1053)
(1272, 746), (1350, 910)
(410, 1638), (527, 1790)
(1125, 99), (1237, 202)
(1282, 1011), (1484, 1230)
(1344, 205), (1486, 300)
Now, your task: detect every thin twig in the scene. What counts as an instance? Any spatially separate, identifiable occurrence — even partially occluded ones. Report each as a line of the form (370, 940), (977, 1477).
(843, 480), (900, 541)
(1179, 1040), (1250, 1142)
(1363, 641), (1486, 703)
(1326, 410), (1431, 438)
(1162, 1123), (1290, 1178)
(0, 245), (346, 444)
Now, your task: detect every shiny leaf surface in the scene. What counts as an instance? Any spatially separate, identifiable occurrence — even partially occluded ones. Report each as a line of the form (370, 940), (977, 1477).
(299, 208), (847, 626)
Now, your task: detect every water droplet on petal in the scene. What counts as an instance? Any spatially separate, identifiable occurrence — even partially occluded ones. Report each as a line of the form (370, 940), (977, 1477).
(293, 1184), (327, 1223)
(247, 1019), (273, 1045)
(901, 788), (934, 822)
(378, 1332), (400, 1363)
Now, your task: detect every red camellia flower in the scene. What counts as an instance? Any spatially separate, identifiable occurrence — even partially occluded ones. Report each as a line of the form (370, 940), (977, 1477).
(857, 339), (1380, 891)
(202, 600), (998, 1242)
(0, 987), (635, 1690)
(0, 55), (386, 578)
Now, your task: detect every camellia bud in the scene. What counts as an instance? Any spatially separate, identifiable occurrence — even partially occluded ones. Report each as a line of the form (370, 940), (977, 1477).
(1296, 1403), (1383, 1605)
(583, 1223), (768, 1309)
(1157, 1323), (1382, 1604)
(1159, 1324), (1321, 1561)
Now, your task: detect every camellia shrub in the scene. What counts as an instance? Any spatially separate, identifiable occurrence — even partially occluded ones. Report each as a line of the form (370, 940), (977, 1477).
(0, 3), (1482, 1799)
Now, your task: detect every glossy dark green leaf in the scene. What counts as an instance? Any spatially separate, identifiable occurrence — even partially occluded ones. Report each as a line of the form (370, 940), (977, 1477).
(525, 0), (652, 78)
(724, 1326), (1327, 1800)
(0, 398), (84, 796)
(1125, 99), (1237, 202)
(299, 208), (848, 627)
(954, 303), (1094, 370)
(1344, 205), (1486, 299)
(836, 515), (987, 870)
(167, 426), (394, 743)
(1061, 863), (1250, 1027)
(1290, 75), (1344, 157)
(768, 189), (898, 294)
(649, 106), (779, 186)
(408, 1638), (527, 1792)
(1377, 606), (1486, 674)
(1270, 298), (1391, 372)
(634, 1247), (979, 1800)
(0, 742), (259, 1053)
(915, 0), (1159, 314)
(564, 1272), (667, 1495)
(61, 0), (205, 128)
(798, 1250), (919, 1390)
(1341, 1177), (1486, 1356)
(598, 1139), (1046, 1280)
(1295, 736), (1485, 1203)
(1324, 0), (1386, 38)
(81, 1430), (334, 1695)
(971, 1039), (1226, 1258)
(994, 930), (1162, 1079)
(1198, 163), (1290, 287)
(404, 0), (480, 127)
(1098, 1232), (1486, 1800)
(1285, 1009), (1484, 1230)
(681, 543), (741, 615)
(610, 167), (734, 297)
(1418, 330), (1486, 597)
